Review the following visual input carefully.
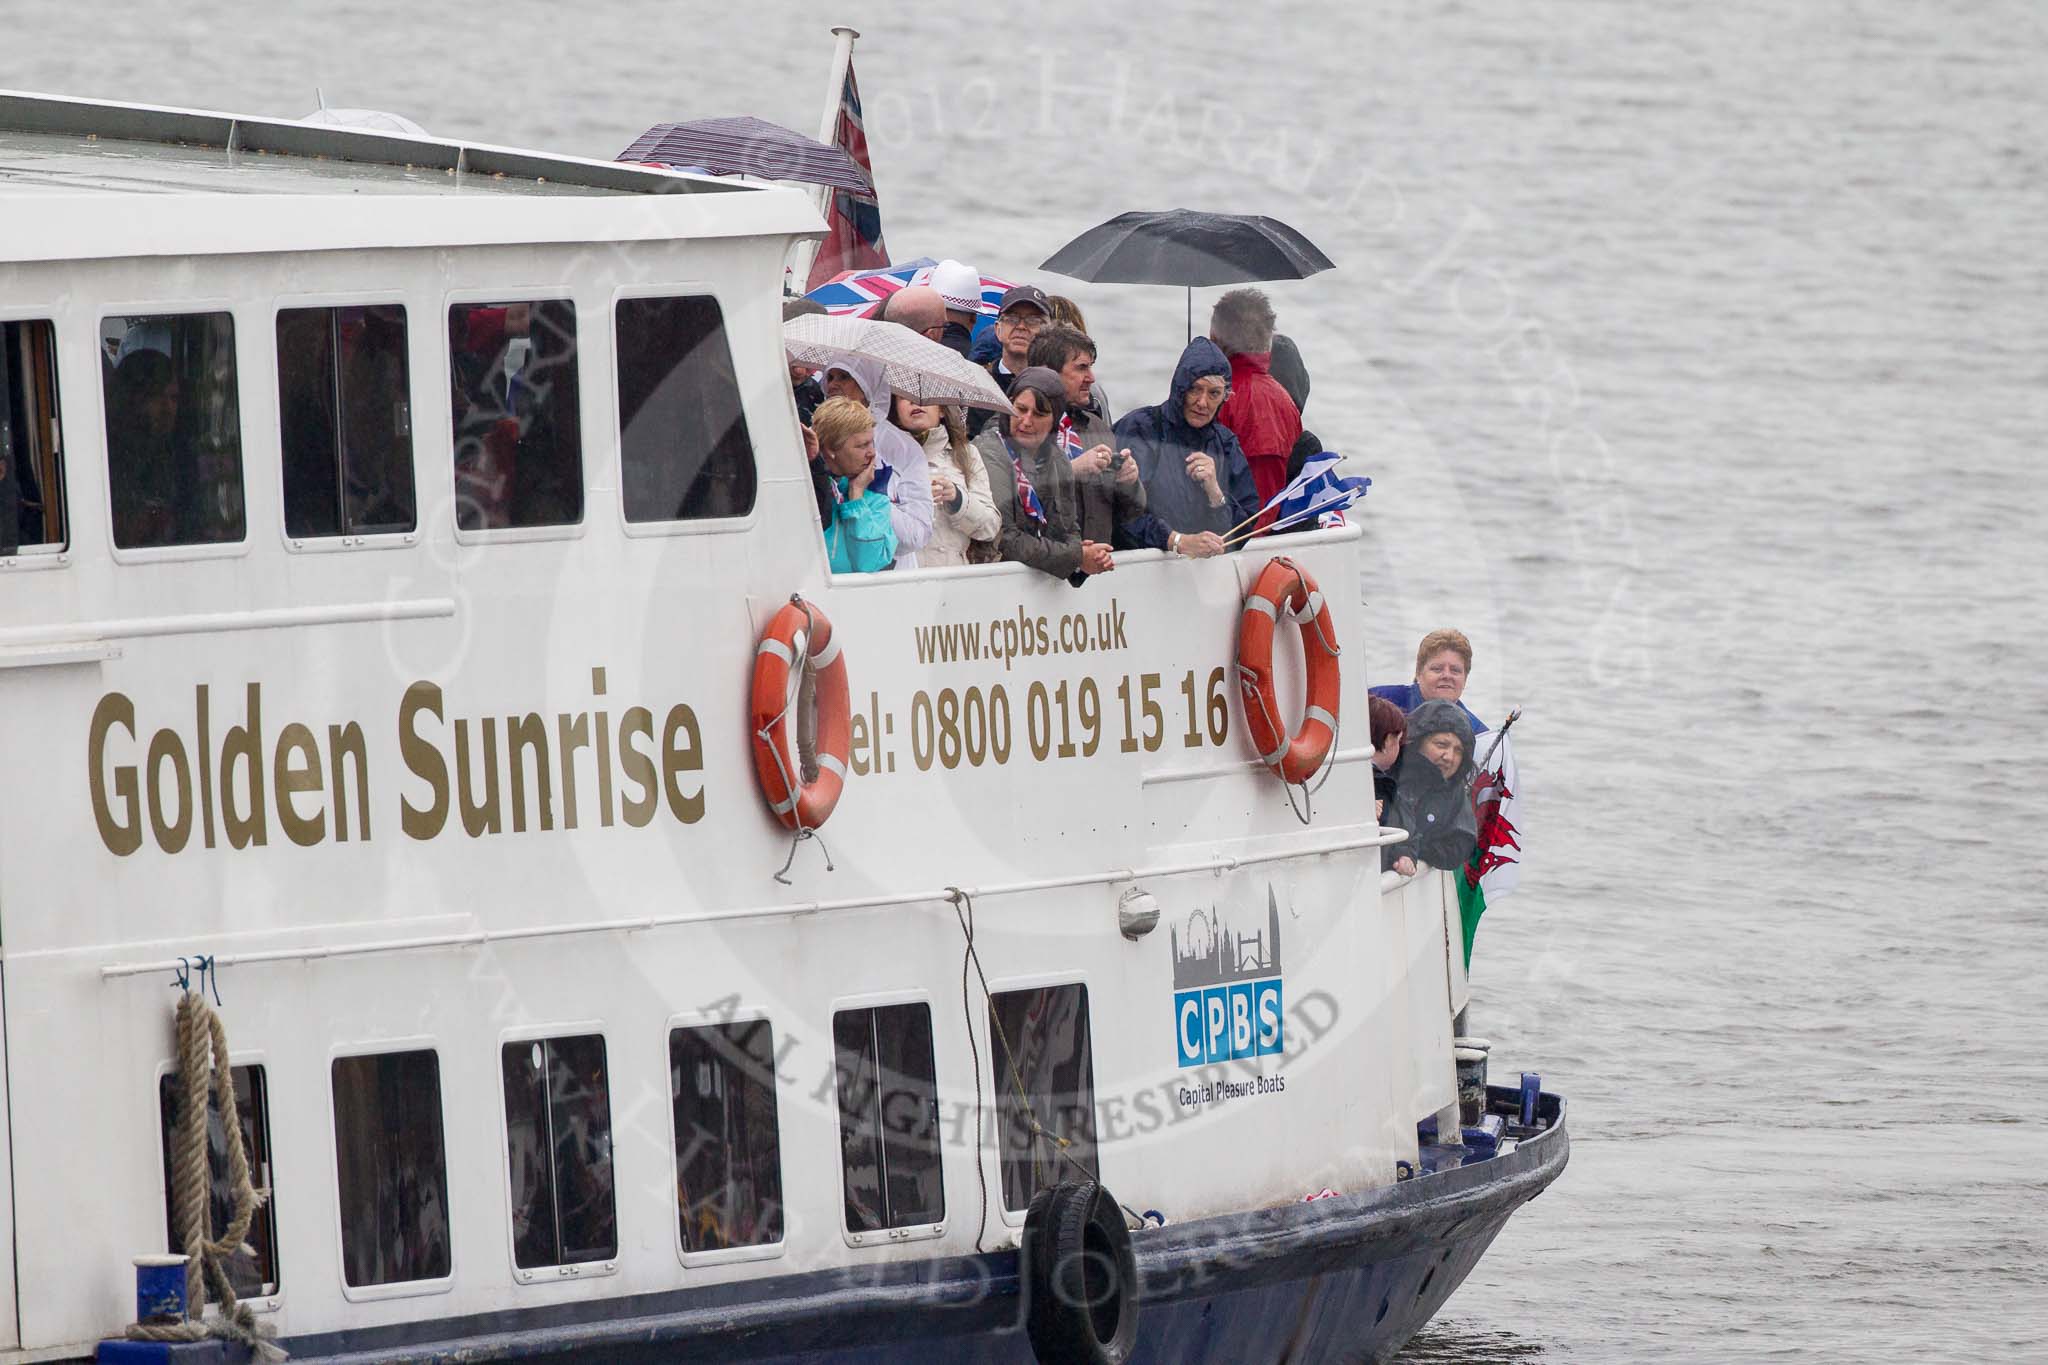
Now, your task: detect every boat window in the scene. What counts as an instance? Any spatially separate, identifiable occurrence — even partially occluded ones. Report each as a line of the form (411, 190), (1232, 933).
(832, 1002), (944, 1234)
(100, 312), (246, 550)
(448, 300), (583, 531)
(331, 1049), (451, 1287)
(501, 1033), (617, 1270)
(157, 1064), (279, 1298)
(989, 984), (1100, 1211)
(0, 319), (66, 556)
(277, 305), (416, 538)
(615, 295), (757, 523)
(669, 1020), (786, 1253)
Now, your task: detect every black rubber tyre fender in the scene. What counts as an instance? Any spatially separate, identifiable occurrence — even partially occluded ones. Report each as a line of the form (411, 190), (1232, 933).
(1022, 1180), (1141, 1365)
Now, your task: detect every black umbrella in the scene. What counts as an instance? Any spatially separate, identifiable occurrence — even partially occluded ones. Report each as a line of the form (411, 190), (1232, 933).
(617, 116), (873, 194)
(1041, 208), (1335, 338)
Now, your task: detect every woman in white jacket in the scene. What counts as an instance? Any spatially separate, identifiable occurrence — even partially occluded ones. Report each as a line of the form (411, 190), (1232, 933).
(891, 397), (999, 566)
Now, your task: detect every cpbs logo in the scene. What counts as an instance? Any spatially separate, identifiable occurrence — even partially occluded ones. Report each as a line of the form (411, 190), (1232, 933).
(1171, 890), (1284, 1067)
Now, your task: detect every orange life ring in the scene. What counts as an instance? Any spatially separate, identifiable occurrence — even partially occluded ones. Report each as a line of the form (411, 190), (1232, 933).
(750, 598), (852, 830)
(1236, 557), (1341, 784)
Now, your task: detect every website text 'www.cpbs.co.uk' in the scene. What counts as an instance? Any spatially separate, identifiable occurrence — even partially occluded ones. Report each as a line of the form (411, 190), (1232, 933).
(913, 598), (1130, 670)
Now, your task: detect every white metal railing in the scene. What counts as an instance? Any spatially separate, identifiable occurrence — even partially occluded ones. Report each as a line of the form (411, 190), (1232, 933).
(97, 827), (1404, 980)
(1142, 747), (1379, 788)
(0, 596), (456, 651)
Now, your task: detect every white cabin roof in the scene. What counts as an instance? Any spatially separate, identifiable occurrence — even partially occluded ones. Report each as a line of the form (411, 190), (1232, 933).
(0, 89), (825, 263)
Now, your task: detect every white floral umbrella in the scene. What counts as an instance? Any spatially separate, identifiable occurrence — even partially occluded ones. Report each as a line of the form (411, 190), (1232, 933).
(782, 313), (1012, 411)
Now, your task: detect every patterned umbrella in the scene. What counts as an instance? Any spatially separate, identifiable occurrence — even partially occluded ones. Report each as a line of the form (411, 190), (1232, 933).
(617, 116), (873, 193)
(782, 314), (1012, 411)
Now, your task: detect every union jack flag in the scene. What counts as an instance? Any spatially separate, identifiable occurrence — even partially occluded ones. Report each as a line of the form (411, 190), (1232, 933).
(805, 258), (1017, 320)
(805, 61), (889, 291)
(1057, 414), (1087, 461)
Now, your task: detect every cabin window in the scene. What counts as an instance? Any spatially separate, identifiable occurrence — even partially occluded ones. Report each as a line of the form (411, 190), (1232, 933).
(501, 1033), (617, 1270)
(448, 300), (582, 530)
(669, 1020), (786, 1253)
(989, 985), (1100, 1212)
(100, 312), (246, 550)
(331, 1050), (451, 1287)
(0, 319), (65, 555)
(277, 305), (416, 538)
(157, 1064), (280, 1297)
(832, 1003), (944, 1234)
(615, 295), (757, 523)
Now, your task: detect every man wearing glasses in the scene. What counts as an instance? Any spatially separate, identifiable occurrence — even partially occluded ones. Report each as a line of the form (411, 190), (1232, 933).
(967, 284), (1053, 435)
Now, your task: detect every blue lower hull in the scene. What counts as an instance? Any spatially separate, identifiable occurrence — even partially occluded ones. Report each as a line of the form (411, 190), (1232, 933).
(103, 1090), (1567, 1365)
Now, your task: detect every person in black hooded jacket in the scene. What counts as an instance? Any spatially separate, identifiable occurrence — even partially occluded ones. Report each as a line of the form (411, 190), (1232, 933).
(1271, 333), (1326, 484)
(1384, 699), (1478, 876)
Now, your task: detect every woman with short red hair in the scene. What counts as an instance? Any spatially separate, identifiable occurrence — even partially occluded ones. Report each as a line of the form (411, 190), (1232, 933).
(1369, 628), (1489, 735)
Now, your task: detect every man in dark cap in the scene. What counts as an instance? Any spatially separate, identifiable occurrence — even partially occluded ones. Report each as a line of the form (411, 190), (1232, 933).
(967, 284), (1053, 436)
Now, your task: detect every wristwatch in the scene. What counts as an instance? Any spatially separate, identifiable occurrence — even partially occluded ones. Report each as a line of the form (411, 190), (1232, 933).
(1169, 532), (1181, 554)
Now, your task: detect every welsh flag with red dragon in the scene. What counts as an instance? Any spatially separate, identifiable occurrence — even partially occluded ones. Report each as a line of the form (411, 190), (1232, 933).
(1456, 713), (1522, 968)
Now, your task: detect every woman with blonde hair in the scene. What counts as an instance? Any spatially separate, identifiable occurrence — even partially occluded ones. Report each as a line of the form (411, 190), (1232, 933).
(892, 396), (999, 565)
(810, 396), (897, 574)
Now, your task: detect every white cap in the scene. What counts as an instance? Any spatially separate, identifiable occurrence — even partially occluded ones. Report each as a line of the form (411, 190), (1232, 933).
(931, 260), (983, 316)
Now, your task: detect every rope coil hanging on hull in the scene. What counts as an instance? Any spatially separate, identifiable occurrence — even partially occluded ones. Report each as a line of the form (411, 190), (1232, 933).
(127, 964), (285, 1360)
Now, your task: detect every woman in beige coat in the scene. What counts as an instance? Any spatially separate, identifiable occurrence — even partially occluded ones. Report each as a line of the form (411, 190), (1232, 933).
(891, 397), (999, 566)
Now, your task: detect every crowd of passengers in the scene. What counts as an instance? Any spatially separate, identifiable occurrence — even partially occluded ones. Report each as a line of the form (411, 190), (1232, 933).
(787, 268), (1320, 579)
(793, 273), (1497, 872)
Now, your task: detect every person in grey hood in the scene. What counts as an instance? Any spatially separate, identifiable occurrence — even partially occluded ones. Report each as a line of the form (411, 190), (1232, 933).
(973, 367), (1115, 583)
(1111, 336), (1259, 557)
(1383, 699), (1478, 877)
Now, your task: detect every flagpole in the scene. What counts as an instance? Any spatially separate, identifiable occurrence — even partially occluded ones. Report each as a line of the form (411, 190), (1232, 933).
(1219, 498), (1339, 549)
(1219, 503), (1266, 543)
(786, 24), (860, 293)
(1478, 708), (1522, 769)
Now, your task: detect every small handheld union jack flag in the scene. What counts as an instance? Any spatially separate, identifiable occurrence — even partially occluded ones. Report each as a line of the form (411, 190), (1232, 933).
(1057, 414), (1087, 462)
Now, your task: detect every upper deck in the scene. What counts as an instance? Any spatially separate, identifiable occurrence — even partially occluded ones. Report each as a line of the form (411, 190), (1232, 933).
(0, 89), (818, 262)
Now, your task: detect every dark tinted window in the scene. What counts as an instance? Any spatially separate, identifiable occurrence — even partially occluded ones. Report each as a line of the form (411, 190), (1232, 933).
(449, 300), (582, 530)
(158, 1064), (279, 1297)
(833, 1003), (943, 1233)
(277, 305), (416, 538)
(331, 1050), (450, 1286)
(501, 1033), (616, 1270)
(1, 319), (65, 554)
(101, 312), (244, 549)
(616, 295), (756, 522)
(670, 1020), (785, 1253)
(989, 984), (1099, 1211)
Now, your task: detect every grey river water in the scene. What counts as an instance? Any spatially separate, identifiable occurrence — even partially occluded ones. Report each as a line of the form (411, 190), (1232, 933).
(7, 2), (2047, 1359)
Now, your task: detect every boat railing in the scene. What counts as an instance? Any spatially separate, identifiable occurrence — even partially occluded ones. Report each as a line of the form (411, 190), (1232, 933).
(97, 826), (1406, 980)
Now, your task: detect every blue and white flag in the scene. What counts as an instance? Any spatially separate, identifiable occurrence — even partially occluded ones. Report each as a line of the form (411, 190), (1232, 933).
(1257, 452), (1344, 516)
(1268, 456), (1370, 532)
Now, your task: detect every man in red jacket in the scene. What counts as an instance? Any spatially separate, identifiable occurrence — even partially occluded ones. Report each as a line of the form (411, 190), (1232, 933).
(1209, 287), (1302, 525)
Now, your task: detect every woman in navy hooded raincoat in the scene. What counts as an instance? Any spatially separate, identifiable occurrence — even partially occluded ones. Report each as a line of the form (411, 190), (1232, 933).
(1111, 337), (1260, 556)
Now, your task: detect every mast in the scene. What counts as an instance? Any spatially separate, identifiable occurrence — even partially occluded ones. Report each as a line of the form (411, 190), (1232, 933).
(785, 24), (859, 293)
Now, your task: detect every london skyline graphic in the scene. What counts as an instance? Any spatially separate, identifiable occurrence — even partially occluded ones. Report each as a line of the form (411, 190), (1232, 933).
(1170, 886), (1283, 991)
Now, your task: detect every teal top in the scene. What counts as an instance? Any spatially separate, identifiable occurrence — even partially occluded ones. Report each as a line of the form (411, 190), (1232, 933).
(824, 480), (898, 573)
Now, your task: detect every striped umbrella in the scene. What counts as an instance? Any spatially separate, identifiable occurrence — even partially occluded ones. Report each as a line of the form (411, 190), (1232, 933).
(617, 116), (874, 193)
(782, 314), (1013, 411)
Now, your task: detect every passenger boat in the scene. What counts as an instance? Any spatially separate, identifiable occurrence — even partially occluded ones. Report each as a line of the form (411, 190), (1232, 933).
(0, 89), (1565, 1364)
